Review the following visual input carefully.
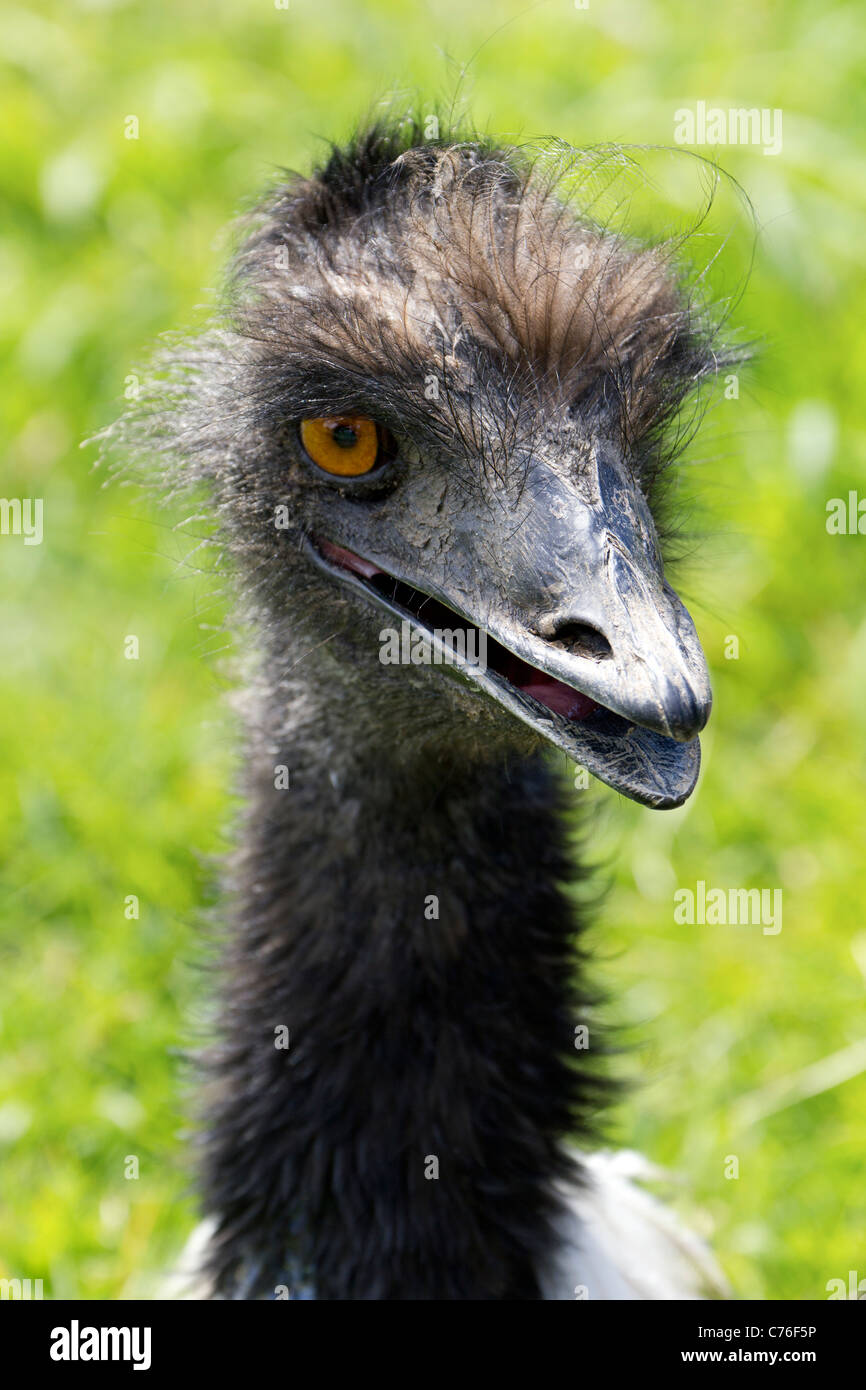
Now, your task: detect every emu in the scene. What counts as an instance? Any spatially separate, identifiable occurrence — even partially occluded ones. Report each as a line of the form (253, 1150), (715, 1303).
(117, 118), (738, 1300)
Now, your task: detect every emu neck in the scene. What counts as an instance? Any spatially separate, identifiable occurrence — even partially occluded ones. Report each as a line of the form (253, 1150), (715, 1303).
(203, 689), (595, 1300)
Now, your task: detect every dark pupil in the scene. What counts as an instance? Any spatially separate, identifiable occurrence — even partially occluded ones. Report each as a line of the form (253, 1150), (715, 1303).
(331, 424), (358, 449)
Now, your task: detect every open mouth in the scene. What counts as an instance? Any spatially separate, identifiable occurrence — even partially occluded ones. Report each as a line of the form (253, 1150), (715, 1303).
(315, 538), (599, 724)
(308, 535), (702, 809)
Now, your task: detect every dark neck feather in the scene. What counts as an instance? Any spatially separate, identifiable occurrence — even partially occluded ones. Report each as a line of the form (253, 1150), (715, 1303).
(200, 677), (605, 1300)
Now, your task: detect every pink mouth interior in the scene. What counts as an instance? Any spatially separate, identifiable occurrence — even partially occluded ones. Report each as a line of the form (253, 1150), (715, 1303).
(315, 538), (599, 723)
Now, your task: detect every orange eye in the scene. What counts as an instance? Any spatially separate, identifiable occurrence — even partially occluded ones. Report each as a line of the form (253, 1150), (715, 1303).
(299, 415), (382, 477)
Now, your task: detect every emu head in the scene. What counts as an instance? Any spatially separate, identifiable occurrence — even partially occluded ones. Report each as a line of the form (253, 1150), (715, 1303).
(146, 124), (726, 808)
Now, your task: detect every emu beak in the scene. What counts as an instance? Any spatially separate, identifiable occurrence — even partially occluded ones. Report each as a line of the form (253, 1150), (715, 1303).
(458, 444), (717, 811)
(461, 445), (713, 805)
(309, 445), (712, 809)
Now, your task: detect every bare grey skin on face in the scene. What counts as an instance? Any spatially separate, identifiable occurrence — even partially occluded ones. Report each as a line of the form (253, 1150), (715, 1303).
(112, 119), (739, 1300)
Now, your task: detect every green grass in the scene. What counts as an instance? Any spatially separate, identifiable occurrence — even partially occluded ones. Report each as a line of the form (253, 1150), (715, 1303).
(1, 0), (865, 1299)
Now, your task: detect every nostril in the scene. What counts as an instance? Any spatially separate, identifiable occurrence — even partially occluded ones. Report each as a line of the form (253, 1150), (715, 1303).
(547, 619), (613, 662)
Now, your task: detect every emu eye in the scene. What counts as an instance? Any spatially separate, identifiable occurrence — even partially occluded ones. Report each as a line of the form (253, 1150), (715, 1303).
(299, 415), (392, 477)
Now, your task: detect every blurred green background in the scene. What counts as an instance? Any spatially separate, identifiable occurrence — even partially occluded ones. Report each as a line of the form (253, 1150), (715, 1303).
(2, 0), (865, 1300)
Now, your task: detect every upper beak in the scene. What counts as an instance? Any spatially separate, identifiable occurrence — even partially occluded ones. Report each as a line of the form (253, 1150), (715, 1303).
(478, 445), (712, 745)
